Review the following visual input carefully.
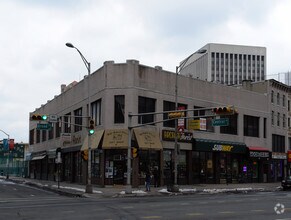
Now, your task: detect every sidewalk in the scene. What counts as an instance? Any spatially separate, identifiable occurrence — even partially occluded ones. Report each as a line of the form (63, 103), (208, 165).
(1, 176), (282, 198)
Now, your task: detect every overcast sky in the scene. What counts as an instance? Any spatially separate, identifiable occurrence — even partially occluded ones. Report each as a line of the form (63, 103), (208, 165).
(1, 0), (291, 143)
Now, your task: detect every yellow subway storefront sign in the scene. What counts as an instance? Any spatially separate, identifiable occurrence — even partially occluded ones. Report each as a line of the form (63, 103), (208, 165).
(212, 144), (234, 152)
(194, 138), (246, 154)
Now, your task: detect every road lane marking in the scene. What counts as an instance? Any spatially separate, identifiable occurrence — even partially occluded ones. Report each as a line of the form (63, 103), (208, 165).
(198, 201), (208, 204)
(251, 210), (265, 212)
(186, 213), (204, 216)
(141, 216), (162, 219)
(61, 210), (75, 214)
(121, 206), (134, 209)
(217, 200), (225, 203)
(219, 211), (235, 214)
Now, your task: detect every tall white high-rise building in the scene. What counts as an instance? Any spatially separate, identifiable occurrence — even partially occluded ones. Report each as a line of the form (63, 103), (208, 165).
(180, 43), (267, 85)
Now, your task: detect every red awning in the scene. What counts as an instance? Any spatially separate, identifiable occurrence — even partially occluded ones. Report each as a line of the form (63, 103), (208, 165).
(248, 146), (270, 152)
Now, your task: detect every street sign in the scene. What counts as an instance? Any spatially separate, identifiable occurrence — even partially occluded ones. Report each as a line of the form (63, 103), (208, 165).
(188, 119), (200, 130)
(37, 123), (52, 130)
(212, 118), (229, 126)
(49, 114), (58, 123)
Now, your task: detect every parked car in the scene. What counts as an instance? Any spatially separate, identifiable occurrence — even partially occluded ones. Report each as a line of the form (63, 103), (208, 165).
(281, 176), (291, 190)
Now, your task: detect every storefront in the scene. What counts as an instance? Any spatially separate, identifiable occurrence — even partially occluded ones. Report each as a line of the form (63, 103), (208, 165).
(247, 146), (271, 183)
(193, 139), (247, 184)
(162, 130), (193, 185)
(271, 152), (286, 182)
(99, 128), (162, 187)
(134, 128), (162, 186)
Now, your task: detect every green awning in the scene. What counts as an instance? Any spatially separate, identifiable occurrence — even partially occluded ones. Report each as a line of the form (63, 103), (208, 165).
(193, 138), (247, 154)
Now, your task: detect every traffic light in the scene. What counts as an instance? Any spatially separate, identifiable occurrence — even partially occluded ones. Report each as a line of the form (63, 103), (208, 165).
(88, 119), (95, 135)
(31, 114), (48, 121)
(212, 106), (233, 114)
(132, 147), (138, 158)
(168, 111), (185, 119)
(81, 150), (88, 161)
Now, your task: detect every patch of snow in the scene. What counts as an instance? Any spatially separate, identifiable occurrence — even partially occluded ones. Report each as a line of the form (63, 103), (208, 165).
(0, 179), (15, 184)
(179, 188), (197, 192)
(159, 189), (170, 193)
(119, 190), (147, 195)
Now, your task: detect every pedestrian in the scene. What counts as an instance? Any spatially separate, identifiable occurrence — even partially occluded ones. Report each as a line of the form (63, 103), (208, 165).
(145, 171), (151, 192)
(153, 168), (159, 187)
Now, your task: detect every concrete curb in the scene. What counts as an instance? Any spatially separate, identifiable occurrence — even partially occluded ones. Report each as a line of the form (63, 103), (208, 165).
(2, 177), (281, 198)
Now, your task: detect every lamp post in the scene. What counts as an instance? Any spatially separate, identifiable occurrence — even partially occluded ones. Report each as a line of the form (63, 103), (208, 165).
(173, 49), (207, 189)
(66, 42), (93, 193)
(0, 129), (10, 179)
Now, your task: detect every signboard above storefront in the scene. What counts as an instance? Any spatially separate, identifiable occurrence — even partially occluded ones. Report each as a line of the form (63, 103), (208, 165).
(193, 138), (246, 154)
(162, 130), (193, 143)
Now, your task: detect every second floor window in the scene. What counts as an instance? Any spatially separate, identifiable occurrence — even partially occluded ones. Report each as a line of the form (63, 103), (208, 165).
(74, 108), (83, 132)
(29, 129), (34, 145)
(138, 96), (156, 124)
(244, 115), (259, 137)
(64, 113), (71, 133)
(91, 99), (102, 126)
(220, 114), (238, 135)
(42, 130), (47, 142)
(114, 95), (125, 124)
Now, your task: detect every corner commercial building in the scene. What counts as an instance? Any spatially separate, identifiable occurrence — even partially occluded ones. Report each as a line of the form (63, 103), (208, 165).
(28, 59), (288, 187)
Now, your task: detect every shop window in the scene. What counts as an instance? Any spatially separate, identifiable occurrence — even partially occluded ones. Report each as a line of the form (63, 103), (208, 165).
(91, 150), (101, 177)
(163, 150), (173, 185)
(243, 115), (259, 137)
(139, 150), (160, 174)
(177, 151), (187, 179)
(138, 96), (156, 124)
(114, 95), (125, 124)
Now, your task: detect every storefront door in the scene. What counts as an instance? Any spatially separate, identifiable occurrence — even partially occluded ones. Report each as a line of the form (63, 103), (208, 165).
(113, 160), (125, 185)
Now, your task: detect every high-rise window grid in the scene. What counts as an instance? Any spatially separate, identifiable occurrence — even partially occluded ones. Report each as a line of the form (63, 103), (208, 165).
(210, 52), (265, 85)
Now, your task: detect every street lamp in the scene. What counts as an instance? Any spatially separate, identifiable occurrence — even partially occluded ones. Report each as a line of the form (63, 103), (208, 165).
(0, 129), (10, 179)
(66, 42), (93, 193)
(173, 49), (207, 190)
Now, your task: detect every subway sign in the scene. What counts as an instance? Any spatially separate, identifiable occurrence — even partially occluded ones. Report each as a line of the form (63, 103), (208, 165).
(212, 144), (234, 152)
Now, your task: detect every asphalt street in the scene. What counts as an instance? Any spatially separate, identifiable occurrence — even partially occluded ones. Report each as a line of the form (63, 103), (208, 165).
(1, 179), (291, 220)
